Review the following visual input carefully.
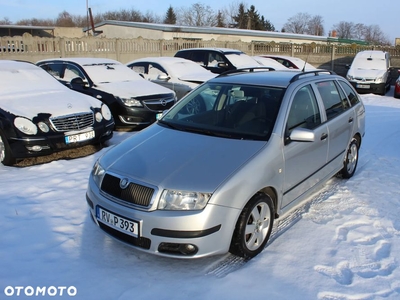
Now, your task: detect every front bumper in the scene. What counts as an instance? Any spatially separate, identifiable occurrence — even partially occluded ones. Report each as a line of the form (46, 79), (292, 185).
(7, 121), (114, 160)
(86, 178), (241, 259)
(349, 81), (386, 95)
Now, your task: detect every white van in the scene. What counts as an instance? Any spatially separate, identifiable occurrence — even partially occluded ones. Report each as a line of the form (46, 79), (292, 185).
(346, 50), (392, 95)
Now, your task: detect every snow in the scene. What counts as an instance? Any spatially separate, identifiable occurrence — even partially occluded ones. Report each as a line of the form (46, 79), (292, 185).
(1, 90), (400, 299)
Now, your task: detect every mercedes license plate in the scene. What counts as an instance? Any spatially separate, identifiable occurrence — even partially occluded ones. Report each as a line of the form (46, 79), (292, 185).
(65, 130), (95, 144)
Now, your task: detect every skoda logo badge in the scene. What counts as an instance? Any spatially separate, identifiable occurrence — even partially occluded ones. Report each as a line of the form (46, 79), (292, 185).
(120, 178), (129, 189)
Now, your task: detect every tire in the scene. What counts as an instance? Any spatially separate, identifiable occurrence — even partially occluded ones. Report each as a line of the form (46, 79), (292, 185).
(0, 130), (16, 166)
(229, 193), (274, 258)
(185, 95), (206, 114)
(340, 137), (359, 179)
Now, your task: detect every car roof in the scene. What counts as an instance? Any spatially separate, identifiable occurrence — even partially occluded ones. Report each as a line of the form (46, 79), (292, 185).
(209, 69), (336, 88)
(37, 57), (122, 66)
(128, 56), (198, 65)
(177, 47), (244, 53)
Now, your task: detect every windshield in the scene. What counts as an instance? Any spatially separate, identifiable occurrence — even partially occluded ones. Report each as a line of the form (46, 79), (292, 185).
(168, 61), (209, 77)
(160, 82), (283, 141)
(225, 53), (261, 68)
(82, 63), (143, 83)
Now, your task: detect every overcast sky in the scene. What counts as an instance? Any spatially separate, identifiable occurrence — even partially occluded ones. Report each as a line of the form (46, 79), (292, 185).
(1, 0), (398, 42)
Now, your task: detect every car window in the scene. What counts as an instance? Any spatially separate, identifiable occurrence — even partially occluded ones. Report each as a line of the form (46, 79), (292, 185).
(207, 52), (225, 67)
(40, 63), (64, 80)
(287, 85), (321, 132)
(188, 51), (206, 66)
(129, 63), (147, 75)
(316, 81), (347, 120)
(63, 64), (85, 81)
(148, 63), (168, 79)
(161, 83), (283, 141)
(338, 80), (360, 106)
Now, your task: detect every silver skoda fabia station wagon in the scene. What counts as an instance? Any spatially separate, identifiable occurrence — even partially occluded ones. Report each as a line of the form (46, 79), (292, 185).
(86, 68), (365, 259)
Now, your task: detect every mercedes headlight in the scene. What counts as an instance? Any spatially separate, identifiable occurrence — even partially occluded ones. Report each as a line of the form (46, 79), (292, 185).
(14, 117), (37, 135)
(158, 189), (211, 210)
(117, 96), (143, 107)
(92, 160), (106, 187)
(101, 104), (112, 120)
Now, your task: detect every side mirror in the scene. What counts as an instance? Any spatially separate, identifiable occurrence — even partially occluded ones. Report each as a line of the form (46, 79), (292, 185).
(217, 62), (229, 69)
(289, 127), (315, 143)
(70, 77), (88, 88)
(157, 74), (170, 81)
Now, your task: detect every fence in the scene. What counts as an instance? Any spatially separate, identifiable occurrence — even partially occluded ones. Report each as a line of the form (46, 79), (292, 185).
(2, 35), (400, 77)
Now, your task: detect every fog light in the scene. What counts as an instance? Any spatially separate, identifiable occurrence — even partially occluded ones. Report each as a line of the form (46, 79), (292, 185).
(179, 244), (197, 255)
(26, 145), (50, 152)
(26, 145), (42, 152)
(158, 242), (198, 256)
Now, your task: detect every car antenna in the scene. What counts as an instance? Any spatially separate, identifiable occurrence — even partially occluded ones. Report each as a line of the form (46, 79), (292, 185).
(302, 46), (312, 72)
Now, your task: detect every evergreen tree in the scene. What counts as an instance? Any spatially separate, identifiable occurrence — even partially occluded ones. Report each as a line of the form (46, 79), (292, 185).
(216, 10), (225, 28)
(233, 3), (247, 29)
(164, 5), (176, 24)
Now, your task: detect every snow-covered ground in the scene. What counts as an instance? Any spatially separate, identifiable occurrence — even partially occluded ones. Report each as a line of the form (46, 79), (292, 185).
(1, 90), (400, 299)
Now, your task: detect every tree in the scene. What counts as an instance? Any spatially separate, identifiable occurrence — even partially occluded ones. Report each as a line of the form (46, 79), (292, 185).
(0, 17), (11, 25)
(307, 15), (324, 36)
(55, 11), (74, 27)
(164, 6), (177, 24)
(178, 2), (217, 27)
(283, 12), (311, 34)
(216, 11), (226, 28)
(261, 16), (275, 32)
(232, 2), (247, 29)
(333, 21), (354, 39)
(332, 21), (391, 45)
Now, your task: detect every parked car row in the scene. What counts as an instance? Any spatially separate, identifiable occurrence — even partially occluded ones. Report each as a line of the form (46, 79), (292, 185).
(0, 60), (114, 166)
(1, 49), (369, 262)
(2, 47), (394, 167)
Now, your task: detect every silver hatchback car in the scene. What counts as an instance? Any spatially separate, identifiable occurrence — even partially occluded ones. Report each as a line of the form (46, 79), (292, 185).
(86, 68), (365, 259)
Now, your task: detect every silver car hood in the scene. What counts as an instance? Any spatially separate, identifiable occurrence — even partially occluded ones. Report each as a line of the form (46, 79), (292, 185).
(102, 124), (266, 193)
(95, 80), (174, 98)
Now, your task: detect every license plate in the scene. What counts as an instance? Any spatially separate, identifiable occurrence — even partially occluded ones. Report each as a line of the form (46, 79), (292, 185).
(357, 84), (370, 89)
(156, 113), (163, 120)
(65, 130), (95, 144)
(96, 206), (139, 237)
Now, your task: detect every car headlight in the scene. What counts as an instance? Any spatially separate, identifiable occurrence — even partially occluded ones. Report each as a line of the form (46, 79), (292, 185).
(14, 117), (37, 135)
(92, 160), (106, 187)
(95, 112), (103, 122)
(347, 75), (354, 81)
(101, 104), (112, 120)
(375, 76), (384, 83)
(117, 97), (143, 107)
(158, 189), (211, 210)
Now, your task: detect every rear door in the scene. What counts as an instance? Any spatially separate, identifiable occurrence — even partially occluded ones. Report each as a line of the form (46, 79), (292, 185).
(315, 80), (354, 175)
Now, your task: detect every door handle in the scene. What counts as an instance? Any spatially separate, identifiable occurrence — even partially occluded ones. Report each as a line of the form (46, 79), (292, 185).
(321, 133), (328, 140)
(348, 117), (354, 123)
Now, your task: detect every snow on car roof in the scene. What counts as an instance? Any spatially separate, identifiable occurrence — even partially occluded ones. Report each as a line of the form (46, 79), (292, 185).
(0, 60), (65, 94)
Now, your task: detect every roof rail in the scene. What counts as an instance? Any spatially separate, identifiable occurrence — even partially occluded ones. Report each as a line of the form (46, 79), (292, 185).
(218, 67), (275, 77)
(289, 70), (336, 83)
